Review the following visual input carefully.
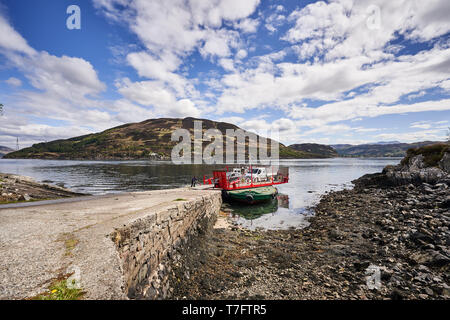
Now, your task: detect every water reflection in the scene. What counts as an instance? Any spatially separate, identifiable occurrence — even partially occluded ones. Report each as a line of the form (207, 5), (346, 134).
(232, 206), (313, 231)
(222, 197), (280, 220)
(277, 194), (289, 209)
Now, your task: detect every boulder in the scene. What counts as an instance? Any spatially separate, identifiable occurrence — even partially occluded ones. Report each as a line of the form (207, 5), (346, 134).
(439, 152), (450, 173)
(383, 155), (448, 185)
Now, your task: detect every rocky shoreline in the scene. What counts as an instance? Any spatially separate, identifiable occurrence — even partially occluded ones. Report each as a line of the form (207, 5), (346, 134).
(170, 146), (449, 300)
(0, 173), (83, 204)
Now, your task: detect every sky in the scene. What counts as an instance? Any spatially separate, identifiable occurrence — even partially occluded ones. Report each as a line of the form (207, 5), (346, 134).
(0, 0), (449, 149)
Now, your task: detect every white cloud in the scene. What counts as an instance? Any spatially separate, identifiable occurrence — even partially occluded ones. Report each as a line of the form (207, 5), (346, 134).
(0, 15), (36, 56)
(410, 120), (448, 130)
(117, 78), (175, 106)
(116, 78), (201, 118)
(112, 99), (156, 123)
(236, 49), (248, 60)
(283, 0), (450, 62)
(94, 0), (260, 57)
(0, 12), (116, 146)
(5, 77), (22, 87)
(233, 18), (259, 33)
(94, 0), (261, 122)
(374, 129), (448, 143)
(0, 120), (93, 144)
(1, 0), (450, 148)
(219, 58), (235, 72)
(265, 12), (286, 34)
(126, 51), (193, 96)
(216, 116), (245, 125)
(175, 99), (201, 118)
(216, 15), (450, 121)
(26, 52), (106, 98)
(200, 29), (238, 58)
(236, 117), (298, 143)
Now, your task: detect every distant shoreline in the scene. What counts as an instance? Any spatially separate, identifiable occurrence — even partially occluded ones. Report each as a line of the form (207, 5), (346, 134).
(0, 156), (404, 161)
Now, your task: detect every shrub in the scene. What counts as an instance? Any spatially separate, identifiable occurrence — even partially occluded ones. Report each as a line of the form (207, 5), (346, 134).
(401, 143), (449, 167)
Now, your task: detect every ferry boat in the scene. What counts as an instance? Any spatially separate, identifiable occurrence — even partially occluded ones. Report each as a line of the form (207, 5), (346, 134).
(202, 165), (289, 204)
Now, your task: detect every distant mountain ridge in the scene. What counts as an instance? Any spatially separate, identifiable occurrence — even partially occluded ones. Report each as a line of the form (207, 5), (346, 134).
(4, 119), (445, 160)
(0, 146), (14, 158)
(4, 118), (334, 161)
(371, 141), (401, 145)
(289, 143), (338, 158)
(332, 141), (446, 157)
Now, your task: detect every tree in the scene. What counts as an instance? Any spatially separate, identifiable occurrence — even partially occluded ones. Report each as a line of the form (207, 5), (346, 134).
(0, 103), (3, 115)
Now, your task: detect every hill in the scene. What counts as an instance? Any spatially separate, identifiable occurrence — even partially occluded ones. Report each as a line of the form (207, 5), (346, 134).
(289, 143), (338, 158)
(4, 118), (328, 161)
(332, 141), (444, 157)
(0, 146), (14, 158)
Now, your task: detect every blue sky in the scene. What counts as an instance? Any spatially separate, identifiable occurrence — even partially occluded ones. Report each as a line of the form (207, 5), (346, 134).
(0, 0), (449, 148)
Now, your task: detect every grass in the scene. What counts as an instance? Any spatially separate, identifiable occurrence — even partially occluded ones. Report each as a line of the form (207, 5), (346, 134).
(401, 143), (449, 167)
(174, 198), (187, 201)
(57, 233), (79, 256)
(0, 198), (53, 205)
(33, 278), (84, 300)
(64, 238), (79, 256)
(0, 198), (55, 204)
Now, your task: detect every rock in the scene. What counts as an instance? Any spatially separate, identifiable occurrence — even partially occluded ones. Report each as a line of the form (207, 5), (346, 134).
(417, 264), (430, 273)
(330, 229), (343, 240)
(427, 252), (450, 267)
(169, 155), (450, 300)
(409, 231), (434, 245)
(390, 289), (404, 300)
(439, 152), (450, 173)
(410, 252), (431, 265)
(381, 269), (392, 281)
(424, 287), (434, 296)
(379, 152), (450, 186)
(440, 195), (450, 208)
(280, 288), (289, 296)
(353, 261), (370, 271)
(23, 194), (31, 201)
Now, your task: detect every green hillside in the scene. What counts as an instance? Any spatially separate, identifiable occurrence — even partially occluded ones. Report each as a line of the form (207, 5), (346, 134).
(4, 117), (325, 161)
(289, 143), (338, 158)
(332, 141), (444, 157)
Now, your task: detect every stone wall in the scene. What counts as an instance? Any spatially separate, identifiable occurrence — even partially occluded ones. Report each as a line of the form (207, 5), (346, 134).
(110, 192), (221, 299)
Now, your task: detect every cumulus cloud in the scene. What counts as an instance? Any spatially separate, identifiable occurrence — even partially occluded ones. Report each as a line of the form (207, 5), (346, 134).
(126, 51), (194, 96)
(283, 0), (450, 61)
(5, 77), (22, 87)
(233, 18), (260, 34)
(410, 120), (448, 130)
(236, 49), (248, 60)
(116, 78), (201, 117)
(26, 52), (106, 97)
(264, 12), (286, 34)
(93, 0), (261, 120)
(94, 0), (260, 57)
(0, 12), (116, 146)
(1, 0), (450, 147)
(0, 15), (36, 56)
(216, 0), (450, 127)
(374, 129), (448, 143)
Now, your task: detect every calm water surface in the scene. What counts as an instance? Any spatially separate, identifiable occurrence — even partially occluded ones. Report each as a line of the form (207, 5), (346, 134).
(0, 158), (400, 229)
